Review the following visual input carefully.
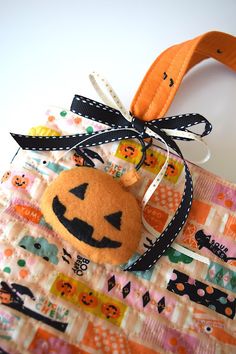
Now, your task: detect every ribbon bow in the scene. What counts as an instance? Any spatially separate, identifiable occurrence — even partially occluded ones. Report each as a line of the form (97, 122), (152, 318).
(10, 76), (212, 272)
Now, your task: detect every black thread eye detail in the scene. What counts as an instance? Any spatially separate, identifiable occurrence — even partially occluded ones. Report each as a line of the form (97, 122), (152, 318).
(104, 211), (122, 230)
(42, 160), (47, 164)
(216, 49), (223, 54)
(69, 183), (88, 200)
(169, 78), (174, 87)
(163, 72), (168, 80)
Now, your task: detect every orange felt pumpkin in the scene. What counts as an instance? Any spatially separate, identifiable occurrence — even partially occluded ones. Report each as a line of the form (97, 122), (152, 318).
(11, 174), (29, 189)
(41, 167), (141, 265)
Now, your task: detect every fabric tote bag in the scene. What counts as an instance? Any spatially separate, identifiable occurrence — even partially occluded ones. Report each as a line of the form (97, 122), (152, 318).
(0, 31), (236, 354)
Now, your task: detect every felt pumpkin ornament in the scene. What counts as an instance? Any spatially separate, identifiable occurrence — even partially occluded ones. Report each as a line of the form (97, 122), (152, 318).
(41, 167), (141, 265)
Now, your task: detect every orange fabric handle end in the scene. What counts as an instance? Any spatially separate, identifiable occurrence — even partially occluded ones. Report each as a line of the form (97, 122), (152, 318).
(130, 31), (236, 121)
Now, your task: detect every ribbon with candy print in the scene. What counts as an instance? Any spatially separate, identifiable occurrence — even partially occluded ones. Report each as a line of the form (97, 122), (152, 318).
(10, 95), (212, 272)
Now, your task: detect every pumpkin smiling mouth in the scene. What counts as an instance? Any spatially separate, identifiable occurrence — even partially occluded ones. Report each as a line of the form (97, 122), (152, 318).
(52, 196), (122, 249)
(15, 182), (25, 187)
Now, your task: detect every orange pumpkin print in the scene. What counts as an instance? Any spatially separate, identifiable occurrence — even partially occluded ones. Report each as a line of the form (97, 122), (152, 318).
(0, 290), (12, 304)
(165, 163), (178, 177)
(78, 291), (98, 308)
(55, 279), (76, 297)
(1, 171), (11, 183)
(144, 152), (158, 168)
(11, 174), (29, 189)
(73, 153), (85, 166)
(101, 303), (120, 319)
(119, 144), (139, 159)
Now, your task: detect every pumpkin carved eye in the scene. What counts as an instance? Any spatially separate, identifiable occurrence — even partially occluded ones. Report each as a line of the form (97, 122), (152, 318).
(70, 182), (123, 230)
(69, 183), (88, 200)
(104, 211), (122, 230)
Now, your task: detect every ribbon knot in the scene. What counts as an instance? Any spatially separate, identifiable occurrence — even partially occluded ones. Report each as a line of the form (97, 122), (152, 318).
(131, 116), (147, 135)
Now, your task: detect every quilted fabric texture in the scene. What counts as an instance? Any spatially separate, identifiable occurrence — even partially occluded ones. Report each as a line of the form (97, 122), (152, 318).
(0, 107), (236, 353)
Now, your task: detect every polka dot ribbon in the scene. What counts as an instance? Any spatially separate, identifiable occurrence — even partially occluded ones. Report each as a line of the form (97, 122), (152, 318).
(10, 75), (212, 272)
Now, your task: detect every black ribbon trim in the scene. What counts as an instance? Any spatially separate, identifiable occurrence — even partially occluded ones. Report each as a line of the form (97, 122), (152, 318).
(71, 95), (131, 128)
(10, 129), (138, 150)
(10, 95), (212, 272)
(125, 129), (193, 271)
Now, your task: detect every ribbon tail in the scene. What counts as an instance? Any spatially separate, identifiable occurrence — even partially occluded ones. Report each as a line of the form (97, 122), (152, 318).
(71, 95), (130, 128)
(10, 132), (88, 151)
(125, 130), (193, 272)
(10, 129), (140, 151)
(148, 113), (212, 138)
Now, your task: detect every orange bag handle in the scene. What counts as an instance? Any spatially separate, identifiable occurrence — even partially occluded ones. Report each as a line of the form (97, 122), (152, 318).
(130, 31), (236, 121)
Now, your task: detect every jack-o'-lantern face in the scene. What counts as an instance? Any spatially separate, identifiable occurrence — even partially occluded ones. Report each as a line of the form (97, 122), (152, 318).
(165, 164), (178, 177)
(41, 167), (141, 265)
(119, 144), (139, 159)
(1, 171), (11, 183)
(72, 153), (85, 166)
(78, 291), (98, 308)
(101, 303), (120, 319)
(11, 174), (29, 189)
(0, 291), (12, 304)
(56, 280), (76, 297)
(144, 153), (157, 168)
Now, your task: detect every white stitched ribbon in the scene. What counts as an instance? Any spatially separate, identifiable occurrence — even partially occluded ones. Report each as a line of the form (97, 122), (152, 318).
(162, 128), (211, 164)
(89, 72), (133, 122)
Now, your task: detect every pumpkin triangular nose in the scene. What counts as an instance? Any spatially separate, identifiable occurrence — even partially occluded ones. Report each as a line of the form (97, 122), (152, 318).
(69, 183), (88, 200)
(104, 211), (122, 230)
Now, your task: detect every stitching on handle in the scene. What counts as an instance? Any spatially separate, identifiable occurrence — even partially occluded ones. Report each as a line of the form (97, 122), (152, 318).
(159, 42), (198, 117)
(131, 46), (176, 116)
(132, 31), (236, 120)
(143, 42), (190, 119)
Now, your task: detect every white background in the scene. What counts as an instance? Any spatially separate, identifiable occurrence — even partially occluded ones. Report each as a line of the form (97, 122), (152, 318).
(0, 0), (235, 181)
